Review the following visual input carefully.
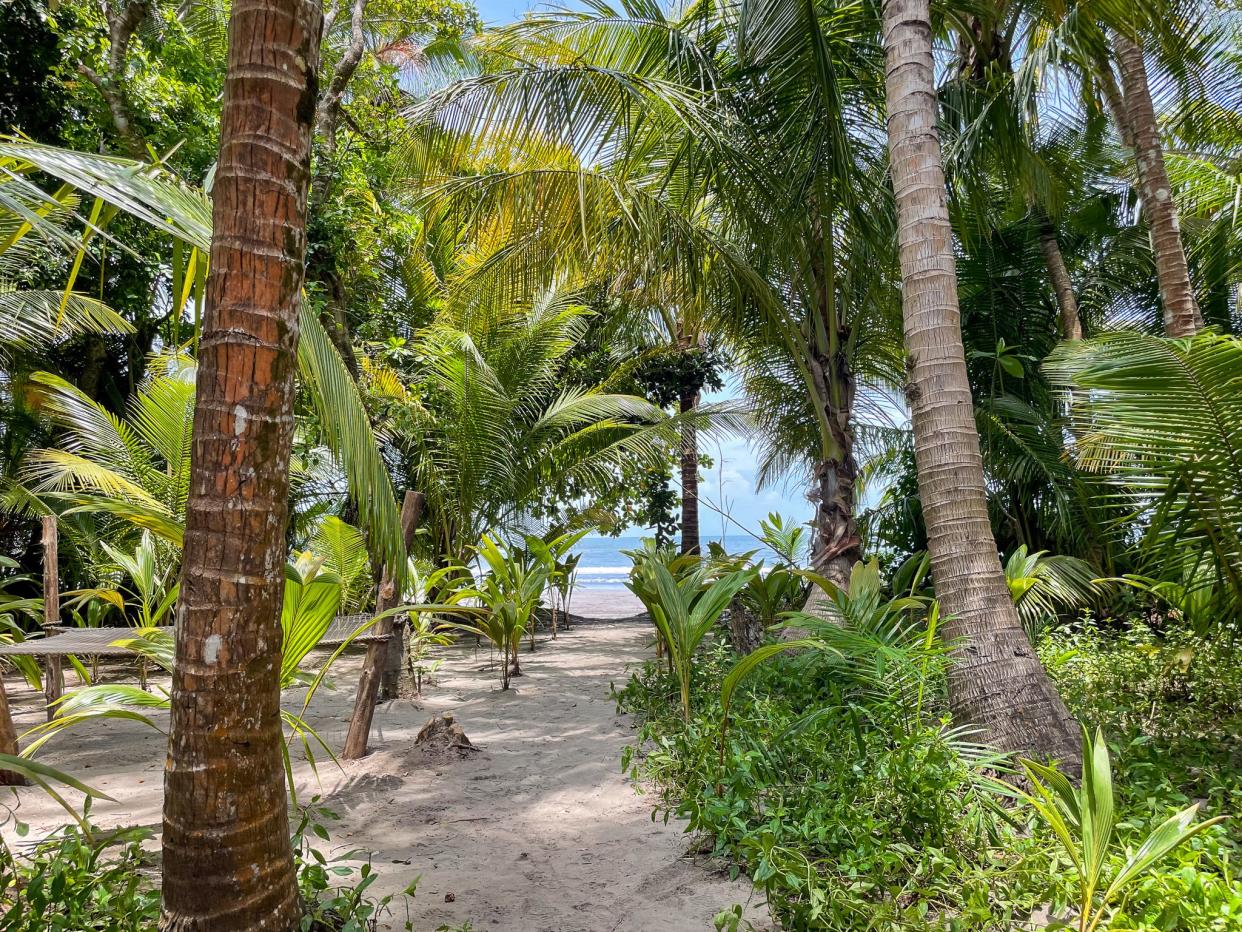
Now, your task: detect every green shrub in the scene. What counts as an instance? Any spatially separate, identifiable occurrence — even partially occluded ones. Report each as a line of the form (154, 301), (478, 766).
(616, 626), (1242, 931)
(0, 821), (159, 930)
(0, 799), (414, 931)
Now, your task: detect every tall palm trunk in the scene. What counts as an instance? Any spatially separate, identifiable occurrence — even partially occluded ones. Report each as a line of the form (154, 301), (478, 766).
(882, 0), (1080, 765)
(1112, 33), (1202, 337)
(1038, 222), (1084, 340)
(808, 349), (861, 591)
(160, 0), (323, 927)
(679, 386), (701, 557)
(805, 201), (861, 598)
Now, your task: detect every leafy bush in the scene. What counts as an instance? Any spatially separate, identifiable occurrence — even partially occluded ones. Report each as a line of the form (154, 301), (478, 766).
(0, 799), (414, 931)
(616, 625), (1241, 931)
(291, 799), (414, 931)
(0, 820), (159, 930)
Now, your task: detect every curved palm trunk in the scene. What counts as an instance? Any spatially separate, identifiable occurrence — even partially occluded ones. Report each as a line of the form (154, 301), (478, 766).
(882, 0), (1080, 766)
(1112, 33), (1202, 337)
(679, 386), (701, 557)
(1038, 223), (1083, 340)
(161, 1), (323, 928)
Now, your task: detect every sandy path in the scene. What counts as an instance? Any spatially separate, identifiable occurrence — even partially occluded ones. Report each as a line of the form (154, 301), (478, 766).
(2, 614), (766, 931)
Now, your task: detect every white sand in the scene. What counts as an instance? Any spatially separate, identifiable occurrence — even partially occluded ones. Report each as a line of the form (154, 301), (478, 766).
(2, 615), (767, 931)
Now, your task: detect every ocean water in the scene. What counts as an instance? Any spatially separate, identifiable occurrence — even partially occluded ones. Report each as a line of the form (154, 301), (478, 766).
(571, 534), (791, 589)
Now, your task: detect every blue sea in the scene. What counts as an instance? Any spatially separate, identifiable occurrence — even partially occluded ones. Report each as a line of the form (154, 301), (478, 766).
(571, 534), (792, 589)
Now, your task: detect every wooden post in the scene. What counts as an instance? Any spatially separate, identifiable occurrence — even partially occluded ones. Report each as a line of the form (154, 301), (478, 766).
(42, 515), (62, 722)
(342, 491), (423, 759)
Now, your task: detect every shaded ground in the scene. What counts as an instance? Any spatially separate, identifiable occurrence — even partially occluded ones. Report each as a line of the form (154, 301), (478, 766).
(2, 605), (765, 931)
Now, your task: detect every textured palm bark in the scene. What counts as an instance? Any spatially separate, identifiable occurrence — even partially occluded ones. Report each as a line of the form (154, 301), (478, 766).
(882, 0), (1081, 766)
(160, 0), (323, 927)
(808, 351), (861, 591)
(1038, 223), (1083, 340)
(678, 387), (701, 557)
(1113, 33), (1203, 338)
(0, 681), (25, 785)
(803, 364), (862, 620)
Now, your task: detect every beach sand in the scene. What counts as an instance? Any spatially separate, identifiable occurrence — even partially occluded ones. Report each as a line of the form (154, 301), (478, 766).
(1, 607), (767, 931)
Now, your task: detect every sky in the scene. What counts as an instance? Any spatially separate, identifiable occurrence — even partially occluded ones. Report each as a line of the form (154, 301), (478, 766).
(472, 0), (547, 25)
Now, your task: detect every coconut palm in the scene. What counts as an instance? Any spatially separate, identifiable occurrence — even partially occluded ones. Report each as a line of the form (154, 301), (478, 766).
(882, 0), (1081, 764)
(939, 0), (1229, 338)
(1045, 330), (1242, 628)
(159, 5), (322, 921)
(402, 0), (906, 593)
(374, 276), (710, 567)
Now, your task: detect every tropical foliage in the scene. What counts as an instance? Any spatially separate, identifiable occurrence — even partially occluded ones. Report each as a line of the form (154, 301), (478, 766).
(0, 0), (1239, 926)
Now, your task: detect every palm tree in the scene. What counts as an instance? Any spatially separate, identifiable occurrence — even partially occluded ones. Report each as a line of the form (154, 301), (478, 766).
(159, 0), (323, 926)
(402, 0), (904, 587)
(1046, 331), (1242, 629)
(1111, 30), (1203, 336)
(373, 276), (698, 566)
(882, 0), (1080, 764)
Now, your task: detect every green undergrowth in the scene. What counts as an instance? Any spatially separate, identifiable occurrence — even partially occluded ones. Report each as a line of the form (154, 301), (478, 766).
(614, 631), (1241, 931)
(0, 799), (414, 930)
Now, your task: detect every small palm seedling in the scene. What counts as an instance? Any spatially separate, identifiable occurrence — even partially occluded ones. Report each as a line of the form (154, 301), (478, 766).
(756, 512), (808, 565)
(623, 539), (707, 664)
(524, 528), (591, 639)
(405, 612), (453, 698)
(1005, 725), (1227, 932)
(636, 561), (755, 721)
(1003, 545), (1101, 640)
(718, 560), (952, 768)
(443, 536), (548, 689)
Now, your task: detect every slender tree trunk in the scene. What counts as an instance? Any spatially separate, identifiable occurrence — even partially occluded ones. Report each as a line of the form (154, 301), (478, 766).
(342, 491), (423, 759)
(160, 0), (323, 927)
(803, 227), (861, 614)
(1038, 223), (1083, 340)
(802, 375), (862, 619)
(41, 515), (62, 721)
(1112, 33), (1203, 337)
(381, 491), (424, 699)
(678, 386), (701, 556)
(882, 0), (1081, 766)
(0, 678), (23, 784)
(808, 365), (861, 591)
